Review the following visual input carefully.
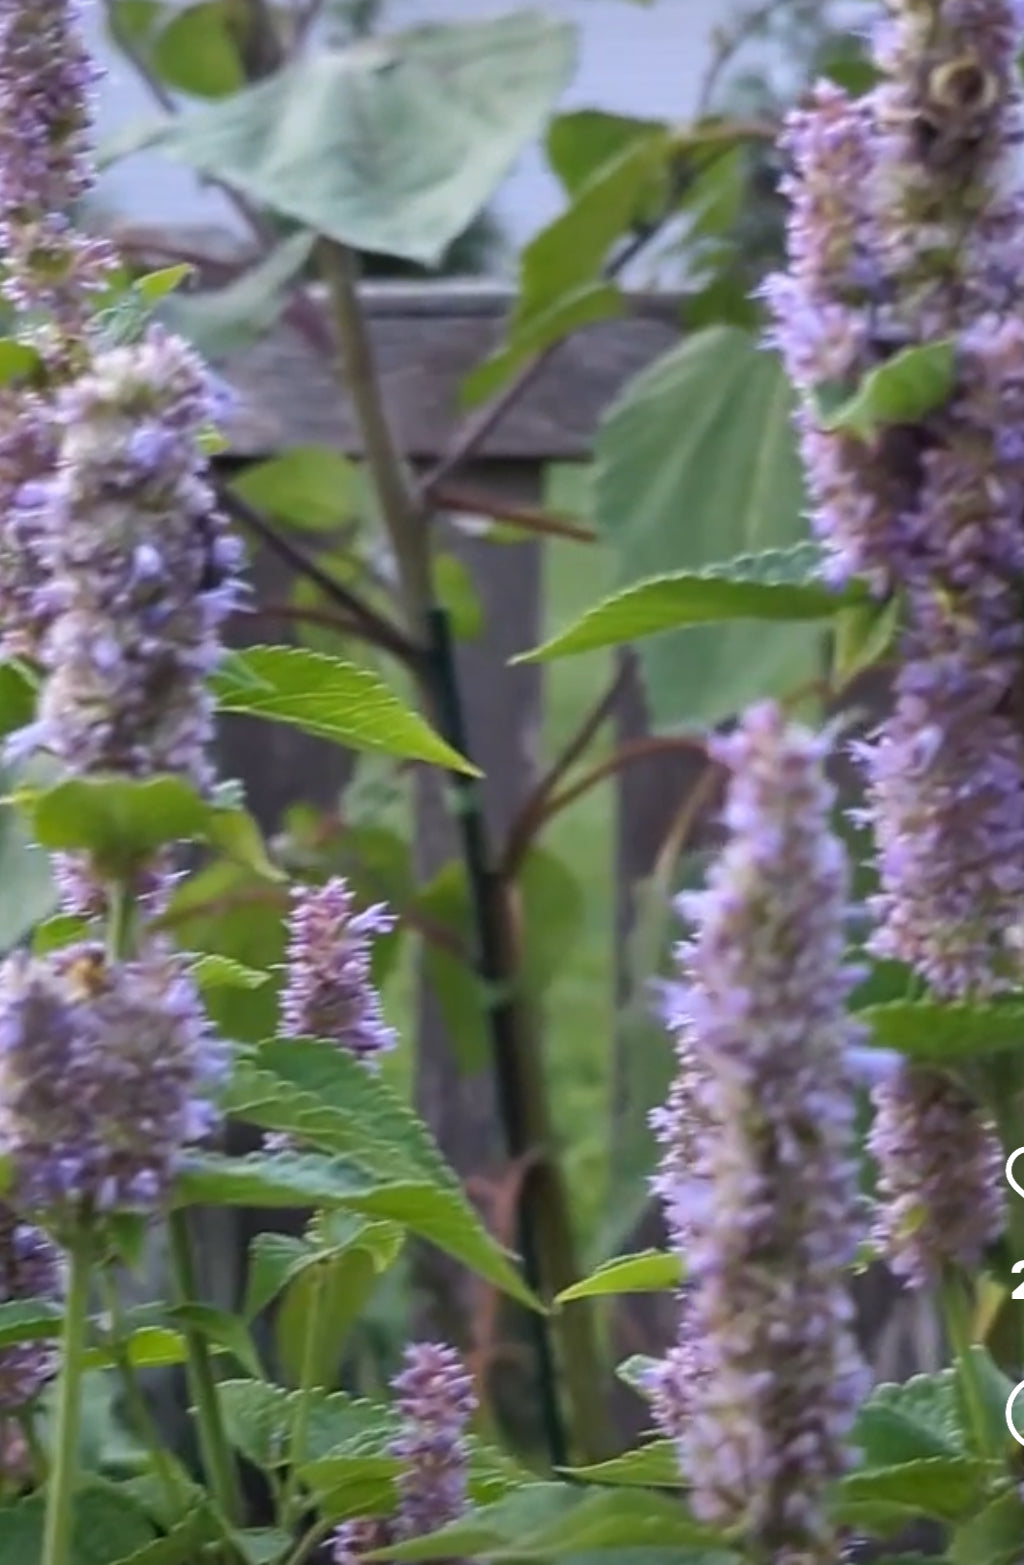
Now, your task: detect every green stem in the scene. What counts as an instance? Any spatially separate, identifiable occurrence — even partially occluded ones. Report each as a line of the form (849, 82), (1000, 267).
(100, 1271), (185, 1518)
(282, 1515), (337, 1565)
(167, 1210), (242, 1525)
(942, 1269), (995, 1458)
(42, 1234), (92, 1565)
(282, 1259), (326, 1524)
(105, 882), (136, 962)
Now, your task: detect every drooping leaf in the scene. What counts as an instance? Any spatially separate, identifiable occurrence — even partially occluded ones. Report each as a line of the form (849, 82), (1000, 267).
(859, 999), (1024, 1063)
(555, 1250), (682, 1305)
(144, 13), (577, 266)
(591, 326), (818, 728)
(815, 341), (956, 441)
(212, 646), (480, 775)
(166, 232), (314, 360)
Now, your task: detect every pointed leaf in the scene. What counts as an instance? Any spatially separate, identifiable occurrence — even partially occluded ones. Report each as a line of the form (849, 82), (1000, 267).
(566, 1440), (681, 1488)
(167, 233), (314, 359)
(815, 341), (956, 440)
(556, 1250), (682, 1304)
(212, 646), (480, 775)
(860, 1000), (1024, 1062)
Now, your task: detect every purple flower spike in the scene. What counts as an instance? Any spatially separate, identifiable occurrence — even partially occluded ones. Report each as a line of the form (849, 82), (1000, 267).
(869, 1064), (1003, 1287)
(650, 703), (868, 1558)
(281, 878), (397, 1063)
(0, 1205), (61, 1412)
(28, 326), (244, 789)
(0, 943), (227, 1215)
(390, 1341), (477, 1540)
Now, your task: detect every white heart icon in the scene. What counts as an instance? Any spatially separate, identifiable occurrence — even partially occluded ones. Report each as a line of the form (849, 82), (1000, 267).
(1005, 1146), (1024, 1202)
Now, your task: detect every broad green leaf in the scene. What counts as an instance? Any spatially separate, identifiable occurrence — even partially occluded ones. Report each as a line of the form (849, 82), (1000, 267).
(461, 283), (623, 409)
(0, 661), (36, 738)
(464, 132), (669, 404)
(852, 1370), (964, 1465)
(371, 1483), (723, 1561)
(0, 339), (42, 386)
(166, 232), (314, 360)
(832, 593), (901, 689)
(956, 1345), (1017, 1460)
(230, 447), (356, 534)
(276, 1247), (378, 1387)
(0, 1297), (62, 1347)
(24, 773), (281, 881)
(190, 954), (270, 993)
(547, 109), (666, 197)
(0, 1481), (156, 1565)
(556, 1250), (682, 1305)
(151, 0), (243, 97)
(815, 341), (956, 440)
(860, 1000), (1024, 1062)
(243, 1231), (312, 1319)
(84, 1326), (193, 1372)
(148, 13), (576, 266)
(0, 779), (58, 953)
(174, 1150), (377, 1210)
(113, 1508), (219, 1565)
(566, 1440), (681, 1488)
(950, 1490), (1024, 1565)
(216, 1377), (396, 1470)
(232, 1530), (294, 1565)
(517, 569), (854, 663)
(212, 646), (480, 775)
(832, 1456), (996, 1526)
(592, 326), (818, 728)
(221, 1040), (538, 1306)
(166, 1303), (262, 1377)
(135, 265), (194, 305)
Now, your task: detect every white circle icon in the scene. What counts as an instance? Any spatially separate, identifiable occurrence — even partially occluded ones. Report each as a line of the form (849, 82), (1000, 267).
(1005, 1379), (1024, 1448)
(1006, 1147), (1024, 1202)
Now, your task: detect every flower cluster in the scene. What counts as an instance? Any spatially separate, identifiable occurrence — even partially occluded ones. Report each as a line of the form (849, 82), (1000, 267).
(0, 0), (117, 334)
(0, 943), (226, 1215)
(766, 0), (1024, 996)
(281, 878), (397, 1062)
(0, 1204), (61, 1412)
(332, 1341), (476, 1562)
(650, 704), (868, 1560)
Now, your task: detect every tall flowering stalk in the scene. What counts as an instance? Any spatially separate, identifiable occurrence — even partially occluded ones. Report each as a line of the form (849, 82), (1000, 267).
(765, 0), (1022, 1281)
(650, 703), (867, 1561)
(281, 878), (397, 1061)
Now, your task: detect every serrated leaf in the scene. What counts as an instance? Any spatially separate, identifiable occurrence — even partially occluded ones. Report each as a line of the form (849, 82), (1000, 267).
(221, 1040), (538, 1306)
(174, 1150), (377, 1210)
(370, 1484), (723, 1561)
(592, 327), (819, 728)
(566, 1440), (681, 1488)
(212, 646), (480, 776)
(216, 1378), (396, 1470)
(556, 1250), (682, 1304)
(148, 13), (577, 266)
(860, 1000), (1024, 1062)
(230, 447), (356, 534)
(852, 1370), (965, 1465)
(0, 1480), (157, 1565)
(815, 341), (956, 440)
(517, 569), (854, 664)
(24, 773), (281, 881)
(190, 954), (271, 993)
(833, 1456), (996, 1525)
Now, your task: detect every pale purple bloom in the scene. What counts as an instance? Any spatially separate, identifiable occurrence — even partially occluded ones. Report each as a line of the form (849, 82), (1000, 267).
(654, 703), (868, 1557)
(390, 1341), (476, 1540)
(869, 1064), (1003, 1288)
(0, 942), (227, 1213)
(51, 851), (181, 926)
(280, 878), (396, 1062)
(0, 392), (60, 661)
(331, 1517), (392, 1565)
(0, 1204), (61, 1411)
(0, 0), (117, 332)
(23, 327), (244, 788)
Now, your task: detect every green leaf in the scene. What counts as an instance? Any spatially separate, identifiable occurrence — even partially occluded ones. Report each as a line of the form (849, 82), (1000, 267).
(592, 326), (818, 728)
(0, 660), (36, 738)
(84, 1326), (192, 1372)
(0, 791), (57, 954)
(518, 848), (585, 1001)
(151, 0), (243, 98)
(276, 1247), (378, 1387)
(232, 1530), (294, 1565)
(112, 1508), (219, 1565)
(212, 646), (480, 776)
(0, 338), (43, 386)
(852, 1370), (965, 1465)
(860, 999), (1024, 1062)
(833, 1456), (996, 1526)
(815, 341), (956, 440)
(166, 232), (314, 360)
(371, 1484), (723, 1562)
(434, 553), (484, 640)
(517, 567), (855, 663)
(135, 264), (194, 305)
(547, 109), (667, 197)
(229, 447), (356, 534)
(24, 773), (281, 881)
(150, 13), (576, 266)
(832, 593), (901, 688)
(190, 954), (271, 993)
(949, 1489), (1024, 1565)
(216, 1377), (396, 1470)
(556, 1250), (682, 1305)
(615, 1353), (661, 1400)
(566, 1440), (681, 1488)
(0, 1480), (157, 1565)
(0, 1297), (62, 1347)
(175, 1150), (377, 1210)
(221, 1040), (538, 1307)
(166, 1303), (262, 1377)
(464, 132), (669, 404)
(243, 1231), (312, 1319)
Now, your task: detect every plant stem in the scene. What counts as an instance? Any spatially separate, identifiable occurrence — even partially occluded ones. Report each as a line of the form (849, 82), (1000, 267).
(942, 1269), (995, 1458)
(167, 1209), (243, 1525)
(42, 1233), (91, 1565)
(282, 1259), (326, 1524)
(100, 1271), (185, 1518)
